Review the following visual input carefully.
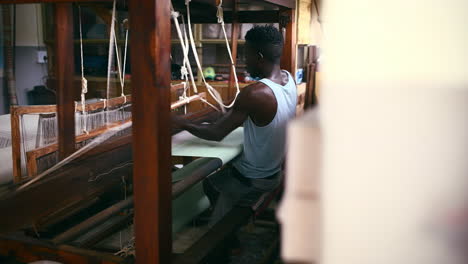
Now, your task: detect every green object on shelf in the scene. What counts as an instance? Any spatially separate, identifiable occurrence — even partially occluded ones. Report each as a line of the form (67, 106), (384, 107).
(203, 67), (216, 80)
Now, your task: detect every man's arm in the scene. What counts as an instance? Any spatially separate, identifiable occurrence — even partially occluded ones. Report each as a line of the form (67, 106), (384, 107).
(172, 88), (253, 142)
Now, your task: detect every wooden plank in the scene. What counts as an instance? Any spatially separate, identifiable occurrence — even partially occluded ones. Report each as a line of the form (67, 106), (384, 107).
(171, 82), (186, 92)
(171, 93), (206, 109)
(0, 235), (125, 264)
(55, 3), (76, 160)
(35, 197), (101, 232)
(52, 197), (134, 244)
(228, 0), (239, 100)
(79, 95), (131, 112)
(75, 213), (134, 249)
(280, 8), (297, 77)
(10, 107), (22, 183)
(129, 0), (172, 263)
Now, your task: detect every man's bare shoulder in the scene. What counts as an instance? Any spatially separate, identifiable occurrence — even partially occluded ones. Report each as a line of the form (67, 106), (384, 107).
(240, 81), (275, 100)
(243, 81), (268, 93)
(234, 81), (276, 116)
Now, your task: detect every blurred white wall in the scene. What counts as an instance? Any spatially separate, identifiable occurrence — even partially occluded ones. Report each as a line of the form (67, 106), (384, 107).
(321, 0), (468, 263)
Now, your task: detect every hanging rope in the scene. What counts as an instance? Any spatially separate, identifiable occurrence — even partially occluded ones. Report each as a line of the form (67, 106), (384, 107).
(78, 6), (89, 134)
(170, 9), (197, 95)
(171, 5), (222, 114)
(106, 0), (117, 111)
(183, 0), (241, 112)
(122, 19), (129, 103)
(180, 15), (195, 98)
(185, 1), (224, 112)
(112, 23), (128, 102)
(216, 0), (240, 102)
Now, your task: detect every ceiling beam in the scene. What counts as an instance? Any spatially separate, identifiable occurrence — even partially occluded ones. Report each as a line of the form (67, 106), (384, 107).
(263, 0), (296, 9)
(182, 10), (280, 24)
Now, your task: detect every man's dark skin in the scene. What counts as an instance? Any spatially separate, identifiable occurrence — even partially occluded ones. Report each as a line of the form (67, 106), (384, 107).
(172, 42), (289, 140)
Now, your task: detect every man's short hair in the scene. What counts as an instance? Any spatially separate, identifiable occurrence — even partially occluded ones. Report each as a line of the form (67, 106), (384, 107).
(245, 25), (284, 64)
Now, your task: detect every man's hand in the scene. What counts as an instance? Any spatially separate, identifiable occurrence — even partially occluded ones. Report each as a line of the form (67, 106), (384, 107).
(170, 85), (256, 141)
(171, 113), (189, 130)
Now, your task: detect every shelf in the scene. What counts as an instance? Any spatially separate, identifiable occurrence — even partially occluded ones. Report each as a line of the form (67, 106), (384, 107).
(199, 39), (246, 44)
(45, 39), (128, 45)
(45, 39), (245, 45)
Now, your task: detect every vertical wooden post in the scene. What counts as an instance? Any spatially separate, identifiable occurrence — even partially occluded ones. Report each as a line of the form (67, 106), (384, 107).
(305, 45), (317, 108)
(2, 4), (18, 107)
(228, 0), (239, 99)
(10, 107), (22, 182)
(129, 0), (172, 263)
(280, 8), (297, 77)
(55, 3), (75, 160)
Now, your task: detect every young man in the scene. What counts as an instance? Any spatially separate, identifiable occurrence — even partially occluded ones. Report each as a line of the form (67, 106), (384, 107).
(172, 25), (297, 225)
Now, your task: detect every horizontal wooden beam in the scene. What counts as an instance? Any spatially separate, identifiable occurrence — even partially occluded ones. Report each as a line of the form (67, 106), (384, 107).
(35, 197), (101, 232)
(52, 197), (134, 244)
(11, 95), (131, 116)
(74, 213), (134, 248)
(172, 157), (222, 199)
(185, 10), (280, 24)
(0, 235), (125, 264)
(171, 93), (206, 109)
(264, 0), (296, 9)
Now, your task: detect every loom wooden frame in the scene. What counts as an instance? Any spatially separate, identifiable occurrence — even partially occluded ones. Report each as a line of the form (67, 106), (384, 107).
(11, 89), (205, 181)
(1, 1), (297, 263)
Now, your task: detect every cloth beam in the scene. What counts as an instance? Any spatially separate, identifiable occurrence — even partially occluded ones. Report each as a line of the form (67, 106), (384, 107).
(172, 127), (244, 165)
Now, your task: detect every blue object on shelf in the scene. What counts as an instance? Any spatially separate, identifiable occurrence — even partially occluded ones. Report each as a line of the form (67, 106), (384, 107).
(296, 68), (304, 83)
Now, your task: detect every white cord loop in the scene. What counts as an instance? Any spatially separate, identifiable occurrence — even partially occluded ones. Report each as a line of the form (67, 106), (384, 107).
(216, 0), (224, 24)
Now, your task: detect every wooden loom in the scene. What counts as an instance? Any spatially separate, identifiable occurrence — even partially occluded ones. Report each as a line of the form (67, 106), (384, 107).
(0, 0), (298, 263)
(10, 84), (206, 182)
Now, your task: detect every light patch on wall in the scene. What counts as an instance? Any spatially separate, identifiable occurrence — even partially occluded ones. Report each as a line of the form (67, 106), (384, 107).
(297, 0), (323, 46)
(15, 4), (44, 47)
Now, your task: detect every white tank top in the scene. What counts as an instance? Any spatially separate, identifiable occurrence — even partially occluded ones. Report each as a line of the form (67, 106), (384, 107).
(234, 70), (297, 178)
